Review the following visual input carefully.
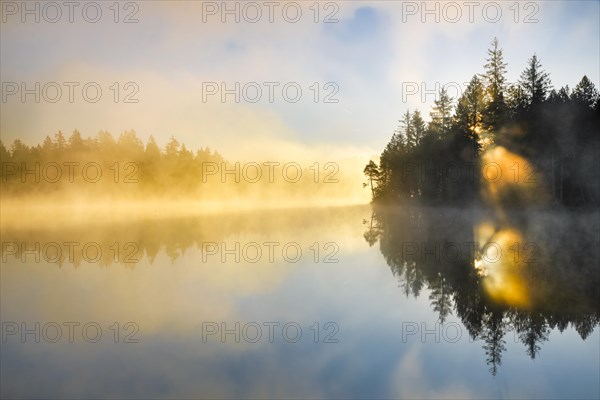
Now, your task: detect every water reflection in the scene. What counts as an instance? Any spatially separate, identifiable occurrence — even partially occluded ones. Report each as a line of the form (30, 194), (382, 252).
(367, 205), (600, 375)
(1, 206), (365, 268)
(1, 205), (598, 398)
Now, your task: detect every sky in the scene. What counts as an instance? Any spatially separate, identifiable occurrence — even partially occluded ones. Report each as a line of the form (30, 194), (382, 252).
(1, 0), (599, 161)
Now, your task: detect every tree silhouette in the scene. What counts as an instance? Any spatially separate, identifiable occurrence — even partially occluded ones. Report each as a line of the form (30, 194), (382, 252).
(429, 87), (453, 137)
(481, 37), (508, 136)
(571, 75), (599, 108)
(518, 54), (552, 108)
(481, 311), (507, 376)
(454, 75), (485, 137)
(365, 38), (599, 209)
(363, 160), (380, 199)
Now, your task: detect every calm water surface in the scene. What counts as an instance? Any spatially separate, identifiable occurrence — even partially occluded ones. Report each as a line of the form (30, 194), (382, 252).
(1, 205), (599, 399)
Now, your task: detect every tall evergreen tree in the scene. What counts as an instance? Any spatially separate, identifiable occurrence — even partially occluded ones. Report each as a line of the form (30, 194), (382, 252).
(145, 135), (161, 159)
(482, 37), (508, 134)
(401, 110), (417, 149)
(165, 136), (181, 158)
(506, 84), (529, 114)
(571, 75), (599, 108)
(0, 141), (9, 162)
(454, 75), (485, 136)
(547, 86), (571, 104)
(363, 160), (380, 198)
(429, 87), (453, 137)
(55, 131), (67, 150)
(41, 135), (55, 154)
(412, 110), (426, 146)
(518, 54), (552, 107)
(68, 129), (86, 152)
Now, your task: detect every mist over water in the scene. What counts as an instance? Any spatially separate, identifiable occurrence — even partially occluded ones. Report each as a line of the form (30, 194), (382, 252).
(1, 202), (598, 398)
(2, 1), (600, 398)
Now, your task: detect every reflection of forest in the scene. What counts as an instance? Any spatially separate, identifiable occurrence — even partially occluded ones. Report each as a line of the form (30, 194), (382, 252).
(364, 205), (599, 375)
(0, 206), (362, 268)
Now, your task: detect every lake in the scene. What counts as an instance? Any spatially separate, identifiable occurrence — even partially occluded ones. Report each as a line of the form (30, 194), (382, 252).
(1, 204), (599, 399)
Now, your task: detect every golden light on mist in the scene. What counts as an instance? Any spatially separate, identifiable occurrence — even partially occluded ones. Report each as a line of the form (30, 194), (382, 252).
(474, 145), (550, 307)
(475, 221), (530, 308)
(480, 145), (549, 215)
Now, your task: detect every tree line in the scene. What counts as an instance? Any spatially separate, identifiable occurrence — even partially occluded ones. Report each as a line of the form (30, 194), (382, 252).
(0, 130), (224, 195)
(365, 38), (600, 208)
(0, 130), (354, 200)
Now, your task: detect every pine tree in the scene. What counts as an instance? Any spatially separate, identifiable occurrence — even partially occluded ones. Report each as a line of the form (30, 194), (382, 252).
(363, 160), (380, 198)
(96, 130), (116, 147)
(68, 129), (86, 152)
(41, 135), (55, 153)
(482, 37), (508, 133)
(429, 87), (453, 137)
(506, 84), (529, 113)
(55, 131), (67, 150)
(401, 110), (417, 149)
(0, 141), (9, 162)
(547, 86), (570, 104)
(118, 130), (144, 154)
(518, 54), (552, 107)
(145, 135), (161, 160)
(10, 139), (29, 162)
(378, 132), (406, 195)
(454, 75), (485, 135)
(412, 110), (426, 146)
(165, 136), (180, 158)
(571, 75), (599, 108)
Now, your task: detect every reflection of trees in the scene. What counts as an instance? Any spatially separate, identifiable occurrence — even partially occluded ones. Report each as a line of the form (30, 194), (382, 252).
(1, 207), (357, 268)
(429, 273), (453, 324)
(362, 215), (380, 247)
(1, 217), (226, 268)
(367, 205), (600, 376)
(513, 311), (550, 360)
(481, 310), (507, 376)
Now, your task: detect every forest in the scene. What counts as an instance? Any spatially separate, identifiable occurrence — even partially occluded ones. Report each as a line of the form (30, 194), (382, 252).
(1, 130), (224, 196)
(364, 38), (600, 209)
(0, 130), (360, 202)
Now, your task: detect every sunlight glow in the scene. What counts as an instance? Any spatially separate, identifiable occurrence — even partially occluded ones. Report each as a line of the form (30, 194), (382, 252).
(481, 145), (549, 216)
(475, 222), (530, 308)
